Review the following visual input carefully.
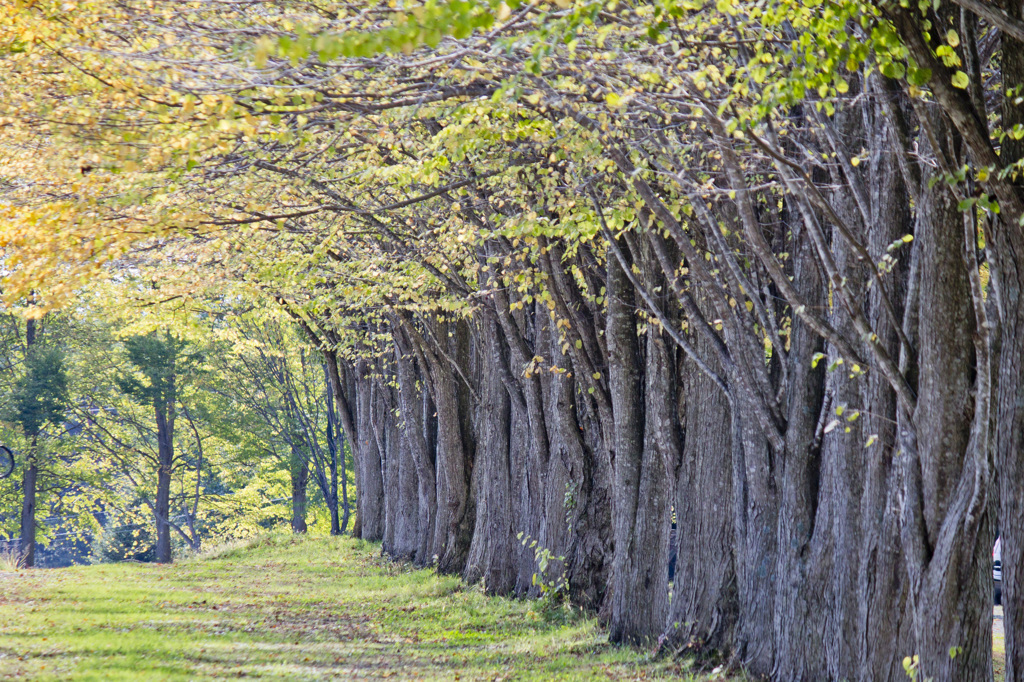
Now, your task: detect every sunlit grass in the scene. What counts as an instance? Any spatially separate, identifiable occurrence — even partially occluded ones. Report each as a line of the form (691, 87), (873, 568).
(994, 605), (1005, 682)
(0, 534), (722, 680)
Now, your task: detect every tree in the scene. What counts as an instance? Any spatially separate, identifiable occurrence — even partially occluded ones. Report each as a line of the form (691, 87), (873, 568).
(7, 336), (70, 567)
(214, 316), (352, 536)
(113, 331), (194, 563)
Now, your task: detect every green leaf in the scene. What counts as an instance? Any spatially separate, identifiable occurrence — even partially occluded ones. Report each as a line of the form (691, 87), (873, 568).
(880, 61), (905, 80)
(907, 66), (932, 86)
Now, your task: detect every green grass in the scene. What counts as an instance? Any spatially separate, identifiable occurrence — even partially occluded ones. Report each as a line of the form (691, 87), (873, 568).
(0, 535), (719, 680)
(994, 606), (1005, 682)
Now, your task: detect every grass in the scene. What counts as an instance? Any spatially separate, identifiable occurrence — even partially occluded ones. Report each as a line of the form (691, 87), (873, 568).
(994, 606), (1005, 682)
(0, 534), (721, 681)
(0, 542), (24, 572)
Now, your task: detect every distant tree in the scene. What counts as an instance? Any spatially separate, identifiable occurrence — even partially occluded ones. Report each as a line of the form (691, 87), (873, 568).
(6, 321), (70, 567)
(216, 318), (350, 536)
(70, 307), (254, 560)
(114, 331), (196, 563)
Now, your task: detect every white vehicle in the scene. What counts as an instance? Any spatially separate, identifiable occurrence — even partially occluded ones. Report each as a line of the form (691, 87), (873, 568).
(995, 536), (1003, 606)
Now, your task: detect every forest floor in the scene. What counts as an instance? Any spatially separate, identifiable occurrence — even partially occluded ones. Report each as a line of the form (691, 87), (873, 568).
(0, 534), (720, 681)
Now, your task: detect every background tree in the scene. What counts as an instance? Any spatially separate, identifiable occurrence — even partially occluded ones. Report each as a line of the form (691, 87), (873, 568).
(107, 331), (198, 563)
(214, 316), (352, 536)
(7, 338), (70, 567)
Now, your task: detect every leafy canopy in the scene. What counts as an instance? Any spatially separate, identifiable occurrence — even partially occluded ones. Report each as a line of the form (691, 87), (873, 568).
(7, 347), (71, 438)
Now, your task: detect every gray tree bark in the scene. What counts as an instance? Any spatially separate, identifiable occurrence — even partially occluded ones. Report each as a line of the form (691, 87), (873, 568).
(464, 313), (516, 593)
(354, 361), (385, 541)
(901, 134), (992, 682)
(289, 447), (309, 534)
(154, 398), (175, 563)
(18, 438), (37, 568)
(666, 330), (735, 655)
(607, 248), (669, 644)
(995, 8), (1024, 679)
(394, 327), (437, 565)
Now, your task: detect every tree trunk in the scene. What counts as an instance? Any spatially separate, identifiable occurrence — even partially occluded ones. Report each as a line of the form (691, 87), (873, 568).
(996, 9), (1024, 679)
(730, 391), (776, 675)
(427, 342), (473, 573)
(324, 365), (342, 536)
(323, 352), (354, 535)
(506, 377), (537, 593)
(154, 403), (174, 564)
(464, 313), (516, 593)
(328, 445), (341, 536)
(666, 324), (736, 655)
(853, 83), (915, 681)
(18, 440), (37, 568)
(541, 318), (610, 610)
(290, 447), (309, 533)
(18, 320), (38, 568)
(903, 146), (991, 682)
(489, 282), (555, 596)
(772, 225), (827, 680)
(394, 327), (437, 565)
(997, 226), (1024, 682)
(382, 382), (419, 560)
(539, 243), (616, 611)
(607, 250), (668, 644)
(354, 362), (385, 540)
(379, 383), (398, 553)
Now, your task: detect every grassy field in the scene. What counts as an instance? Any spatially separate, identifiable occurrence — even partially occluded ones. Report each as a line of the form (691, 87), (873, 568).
(0, 535), (716, 681)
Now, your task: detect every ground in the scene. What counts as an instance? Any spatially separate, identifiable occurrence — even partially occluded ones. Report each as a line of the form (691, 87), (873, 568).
(995, 605), (1005, 681)
(0, 535), (718, 681)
